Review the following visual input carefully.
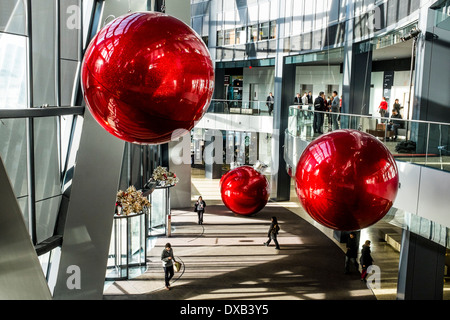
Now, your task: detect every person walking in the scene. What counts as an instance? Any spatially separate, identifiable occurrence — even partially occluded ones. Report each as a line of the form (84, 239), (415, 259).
(161, 243), (176, 290)
(345, 232), (359, 274)
(378, 97), (388, 118)
(331, 91), (340, 131)
(263, 216), (280, 250)
(360, 240), (374, 282)
(266, 92), (274, 116)
(194, 196), (206, 225)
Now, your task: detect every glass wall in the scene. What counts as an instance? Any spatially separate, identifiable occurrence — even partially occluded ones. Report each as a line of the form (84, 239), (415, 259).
(0, 0), (96, 293)
(195, 0), (423, 62)
(0, 1), (29, 221)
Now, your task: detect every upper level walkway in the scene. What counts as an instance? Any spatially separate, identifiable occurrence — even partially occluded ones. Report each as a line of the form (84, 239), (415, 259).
(286, 106), (450, 173)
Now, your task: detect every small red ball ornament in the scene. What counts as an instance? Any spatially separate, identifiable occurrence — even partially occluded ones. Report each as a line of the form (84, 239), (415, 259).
(295, 130), (399, 231)
(81, 12), (214, 144)
(220, 166), (270, 216)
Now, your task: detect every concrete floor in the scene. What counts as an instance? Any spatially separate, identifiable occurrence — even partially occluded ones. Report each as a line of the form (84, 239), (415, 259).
(103, 204), (376, 300)
(103, 169), (413, 300)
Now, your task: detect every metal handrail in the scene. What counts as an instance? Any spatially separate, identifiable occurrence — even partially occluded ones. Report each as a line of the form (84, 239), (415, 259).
(288, 105), (450, 127)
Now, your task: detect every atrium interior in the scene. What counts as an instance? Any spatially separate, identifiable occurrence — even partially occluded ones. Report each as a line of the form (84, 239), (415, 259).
(1, 0), (450, 303)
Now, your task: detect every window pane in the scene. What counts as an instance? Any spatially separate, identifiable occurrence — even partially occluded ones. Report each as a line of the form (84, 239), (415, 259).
(248, 24), (258, 42)
(0, 33), (27, 109)
(217, 30), (224, 46)
(0, 0), (27, 35)
(270, 21), (277, 39)
(224, 29), (235, 45)
(82, 0), (95, 48)
(259, 22), (269, 41)
(34, 117), (60, 201)
(36, 196), (61, 243)
(60, 0), (81, 62)
(60, 59), (78, 106)
(60, 114), (74, 174)
(32, 0), (56, 106)
(236, 27), (246, 44)
(0, 118), (28, 197)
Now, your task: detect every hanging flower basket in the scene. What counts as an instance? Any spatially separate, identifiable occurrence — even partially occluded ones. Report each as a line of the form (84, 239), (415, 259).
(150, 166), (179, 188)
(116, 185), (150, 216)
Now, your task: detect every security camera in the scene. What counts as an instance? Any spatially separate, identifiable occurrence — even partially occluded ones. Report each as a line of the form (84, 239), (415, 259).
(401, 28), (421, 42)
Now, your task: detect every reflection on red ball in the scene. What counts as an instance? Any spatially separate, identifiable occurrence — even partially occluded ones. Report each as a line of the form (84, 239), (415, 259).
(81, 12), (214, 144)
(220, 166), (270, 216)
(295, 130), (399, 231)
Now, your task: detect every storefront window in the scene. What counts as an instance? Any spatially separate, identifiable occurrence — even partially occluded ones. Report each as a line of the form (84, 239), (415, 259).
(217, 30), (224, 46)
(269, 21), (277, 39)
(259, 22), (269, 40)
(236, 27), (247, 44)
(248, 24), (258, 42)
(224, 29), (236, 45)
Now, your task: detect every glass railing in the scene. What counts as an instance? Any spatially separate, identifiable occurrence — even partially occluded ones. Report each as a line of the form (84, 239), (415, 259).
(287, 105), (450, 173)
(207, 99), (272, 115)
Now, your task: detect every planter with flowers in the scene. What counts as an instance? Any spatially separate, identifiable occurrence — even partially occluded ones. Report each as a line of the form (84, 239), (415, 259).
(107, 185), (150, 281)
(147, 166), (179, 237)
(150, 166), (179, 188)
(115, 185), (150, 216)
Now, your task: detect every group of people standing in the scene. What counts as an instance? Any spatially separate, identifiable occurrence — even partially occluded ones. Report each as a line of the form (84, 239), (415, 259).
(311, 91), (341, 134)
(267, 90), (342, 131)
(293, 91), (342, 134)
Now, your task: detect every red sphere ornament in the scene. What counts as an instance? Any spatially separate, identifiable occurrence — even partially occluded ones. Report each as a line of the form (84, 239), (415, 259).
(220, 166), (270, 216)
(81, 12), (214, 144)
(295, 129), (399, 231)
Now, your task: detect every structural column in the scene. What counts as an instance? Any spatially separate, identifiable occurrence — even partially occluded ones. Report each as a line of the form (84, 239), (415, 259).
(397, 229), (446, 300)
(203, 129), (223, 180)
(341, 1), (373, 118)
(270, 0), (291, 202)
(166, 0), (193, 208)
(0, 157), (52, 299)
(53, 111), (125, 300)
(411, 4), (450, 154)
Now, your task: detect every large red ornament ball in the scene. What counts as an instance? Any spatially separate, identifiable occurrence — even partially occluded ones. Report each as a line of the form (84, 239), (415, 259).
(295, 129), (399, 231)
(81, 12), (214, 144)
(220, 166), (270, 216)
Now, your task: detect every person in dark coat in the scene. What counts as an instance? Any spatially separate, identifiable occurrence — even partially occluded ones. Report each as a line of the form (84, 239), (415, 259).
(360, 240), (374, 282)
(194, 196), (206, 225)
(344, 232), (359, 274)
(161, 243), (176, 290)
(392, 99), (402, 114)
(388, 109), (403, 141)
(263, 216), (280, 250)
(313, 92), (326, 134)
(307, 91), (313, 105)
(294, 93), (302, 105)
(331, 91), (340, 131)
(266, 92), (274, 116)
